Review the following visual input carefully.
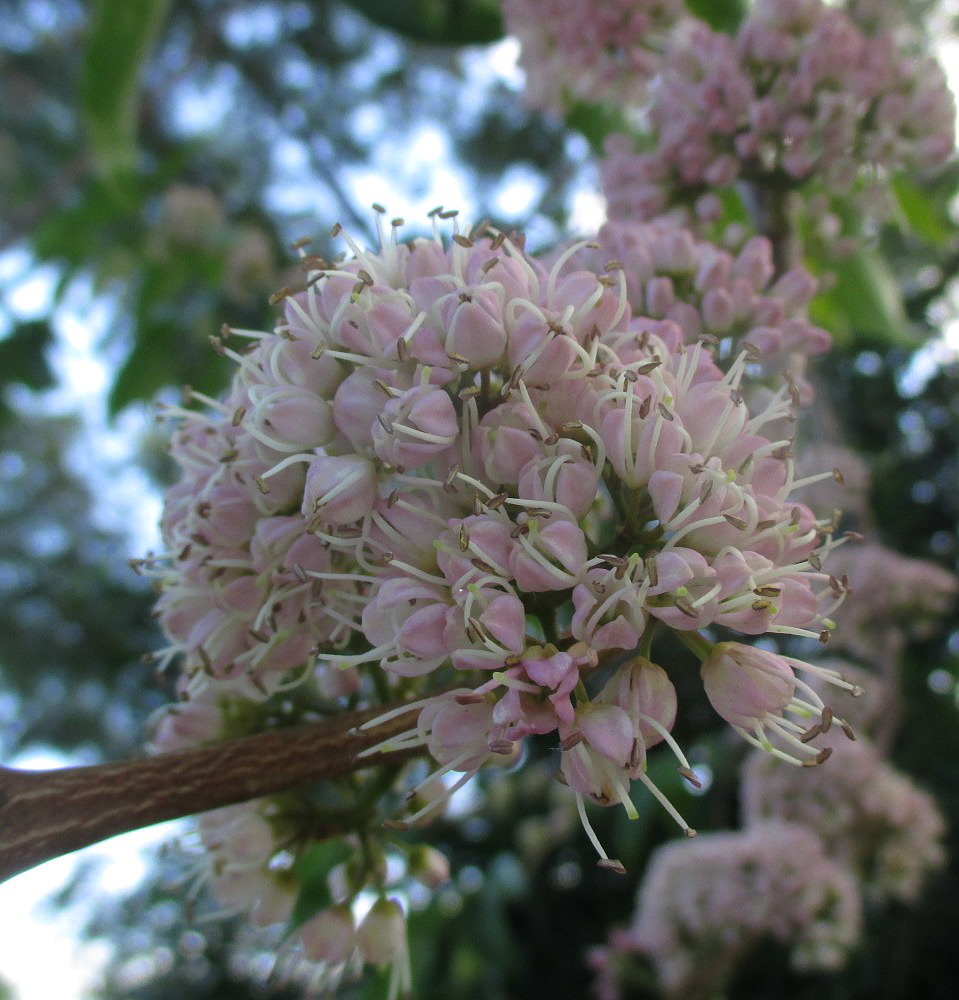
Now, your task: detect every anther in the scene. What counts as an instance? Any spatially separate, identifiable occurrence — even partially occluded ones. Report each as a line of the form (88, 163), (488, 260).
(597, 859), (627, 875)
(678, 766), (703, 789)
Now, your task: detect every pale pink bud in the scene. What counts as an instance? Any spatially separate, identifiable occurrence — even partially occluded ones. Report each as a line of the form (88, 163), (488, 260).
(372, 384), (458, 470)
(509, 518), (588, 592)
(443, 289), (509, 368)
(302, 454), (377, 525)
(248, 386), (335, 452)
(408, 845), (451, 889)
(357, 897), (407, 968)
(251, 877), (297, 927)
(701, 642), (796, 731)
(300, 905), (356, 964)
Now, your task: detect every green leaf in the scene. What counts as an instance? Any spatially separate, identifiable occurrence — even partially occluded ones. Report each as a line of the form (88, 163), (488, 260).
(684, 0), (747, 32)
(810, 249), (915, 347)
(81, 0), (171, 189)
(565, 101), (631, 154)
(0, 321), (56, 391)
(344, 0), (503, 44)
(286, 838), (353, 932)
(891, 174), (953, 247)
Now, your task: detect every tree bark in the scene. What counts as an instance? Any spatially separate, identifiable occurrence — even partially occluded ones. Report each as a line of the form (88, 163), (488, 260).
(0, 701), (423, 883)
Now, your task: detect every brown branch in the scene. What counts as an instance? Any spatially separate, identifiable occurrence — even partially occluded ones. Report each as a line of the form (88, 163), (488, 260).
(0, 702), (424, 884)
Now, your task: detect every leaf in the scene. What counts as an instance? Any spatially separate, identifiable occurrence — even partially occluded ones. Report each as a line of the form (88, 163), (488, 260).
(810, 249), (915, 347)
(344, 0), (503, 44)
(565, 101), (632, 154)
(286, 838), (353, 931)
(0, 321), (56, 391)
(81, 0), (171, 188)
(684, 0), (747, 32)
(891, 174), (953, 248)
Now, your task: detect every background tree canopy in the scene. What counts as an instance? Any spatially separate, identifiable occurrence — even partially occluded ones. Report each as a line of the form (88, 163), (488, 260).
(1, 1), (958, 998)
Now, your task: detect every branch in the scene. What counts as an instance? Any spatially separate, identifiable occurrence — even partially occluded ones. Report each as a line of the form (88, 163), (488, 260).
(0, 701), (423, 884)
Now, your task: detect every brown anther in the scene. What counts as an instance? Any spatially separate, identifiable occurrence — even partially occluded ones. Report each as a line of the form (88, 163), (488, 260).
(230, 406), (246, 427)
(560, 729), (585, 751)
(799, 723), (822, 744)
(818, 629), (832, 644)
(458, 525), (470, 552)
(290, 236), (312, 250)
(646, 557), (658, 588)
(657, 401), (674, 422)
(509, 523), (530, 538)
(248, 629), (270, 643)
(840, 720), (857, 741)
(789, 506), (801, 526)
(486, 492), (508, 510)
(675, 766), (701, 789)
(819, 706), (834, 733)
(387, 489), (400, 508)
(379, 551), (395, 564)
(330, 222), (342, 237)
(723, 513), (748, 530)
(208, 335), (226, 355)
(490, 232), (506, 250)
(751, 599), (772, 612)
(603, 259), (624, 272)
(376, 413), (394, 434)
(637, 396), (652, 419)
(218, 448), (238, 463)
(481, 256), (500, 273)
(471, 557), (498, 575)
(464, 623), (477, 643)
(674, 597), (698, 619)
(503, 653), (523, 667)
(597, 859), (627, 875)
(446, 351), (471, 367)
(438, 209), (460, 219)
(596, 275), (617, 288)
(730, 387), (744, 405)
(472, 494), (483, 515)
(816, 746), (833, 765)
(311, 342), (327, 359)
(683, 828), (697, 838)
(391, 217), (404, 227)
(808, 552), (823, 571)
(427, 205), (443, 218)
(268, 287), (292, 305)
(374, 378), (397, 397)
(700, 479), (714, 504)
(637, 358), (662, 375)
(753, 585), (782, 597)
(452, 234), (474, 248)
(455, 691), (486, 705)
(395, 337), (409, 362)
(292, 563), (308, 584)
(371, 203), (386, 214)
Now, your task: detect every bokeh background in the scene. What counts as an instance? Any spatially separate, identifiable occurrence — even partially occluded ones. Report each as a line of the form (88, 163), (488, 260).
(1, 1), (958, 997)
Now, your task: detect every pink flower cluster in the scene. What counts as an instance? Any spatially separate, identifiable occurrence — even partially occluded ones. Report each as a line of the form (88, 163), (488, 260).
(148, 211), (855, 938)
(743, 738), (946, 904)
(502, 0), (685, 115)
(590, 822), (862, 999)
(579, 218), (832, 397)
(598, 0), (954, 228)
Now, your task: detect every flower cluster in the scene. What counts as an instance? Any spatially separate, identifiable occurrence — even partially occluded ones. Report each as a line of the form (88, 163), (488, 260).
(590, 822), (862, 1000)
(502, 0), (685, 115)
(147, 211), (861, 985)
(742, 738), (946, 904)
(825, 543), (958, 659)
(595, 0), (954, 234)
